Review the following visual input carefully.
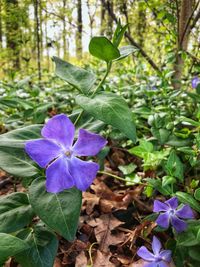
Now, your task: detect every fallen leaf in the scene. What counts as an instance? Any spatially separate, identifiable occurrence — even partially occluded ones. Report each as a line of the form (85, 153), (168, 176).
(129, 259), (176, 267)
(82, 191), (100, 215)
(75, 251), (88, 267)
(91, 180), (133, 213)
(93, 250), (115, 267)
(88, 214), (126, 252)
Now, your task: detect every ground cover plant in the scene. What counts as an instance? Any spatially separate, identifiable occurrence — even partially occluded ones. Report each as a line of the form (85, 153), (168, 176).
(0, 1), (200, 267)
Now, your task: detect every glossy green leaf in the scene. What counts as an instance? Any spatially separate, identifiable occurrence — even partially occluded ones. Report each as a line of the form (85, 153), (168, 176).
(0, 192), (34, 233)
(176, 220), (200, 247)
(176, 192), (200, 213)
(15, 226), (58, 267)
(76, 92), (136, 142)
(194, 188), (200, 201)
(164, 150), (184, 181)
(53, 56), (96, 94)
(29, 177), (82, 241)
(0, 125), (41, 177)
(89, 36), (120, 62)
(114, 45), (138, 61)
(112, 21), (128, 47)
(0, 233), (29, 264)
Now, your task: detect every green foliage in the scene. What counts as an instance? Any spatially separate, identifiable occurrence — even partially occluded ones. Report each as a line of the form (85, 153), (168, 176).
(53, 57), (96, 95)
(0, 233), (29, 265)
(15, 226), (58, 267)
(29, 177), (82, 241)
(89, 36), (120, 62)
(0, 125), (41, 177)
(76, 92), (136, 142)
(0, 193), (34, 233)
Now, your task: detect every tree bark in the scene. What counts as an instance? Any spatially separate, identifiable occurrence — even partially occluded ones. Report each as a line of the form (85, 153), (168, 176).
(100, 0), (106, 35)
(76, 0), (82, 59)
(106, 0), (113, 39)
(172, 0), (193, 89)
(34, 0), (42, 82)
(0, 0), (2, 49)
(62, 0), (69, 60)
(5, 0), (20, 70)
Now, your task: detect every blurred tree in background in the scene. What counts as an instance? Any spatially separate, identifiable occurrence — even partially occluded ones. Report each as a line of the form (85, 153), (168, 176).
(0, 0), (199, 87)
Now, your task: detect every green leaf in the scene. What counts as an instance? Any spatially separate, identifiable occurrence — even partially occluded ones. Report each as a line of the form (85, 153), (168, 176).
(129, 139), (154, 158)
(114, 45), (138, 61)
(112, 21), (128, 47)
(15, 226), (58, 267)
(194, 188), (200, 201)
(118, 163), (137, 175)
(176, 192), (200, 213)
(0, 192), (34, 233)
(0, 125), (41, 177)
(89, 36), (120, 62)
(53, 56), (96, 94)
(29, 177), (82, 241)
(176, 220), (200, 247)
(146, 178), (171, 195)
(164, 150), (184, 181)
(0, 233), (29, 264)
(76, 92), (136, 142)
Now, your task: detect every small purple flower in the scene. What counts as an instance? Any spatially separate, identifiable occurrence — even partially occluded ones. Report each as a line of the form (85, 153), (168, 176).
(137, 236), (172, 267)
(153, 197), (194, 233)
(25, 114), (107, 193)
(191, 76), (200, 89)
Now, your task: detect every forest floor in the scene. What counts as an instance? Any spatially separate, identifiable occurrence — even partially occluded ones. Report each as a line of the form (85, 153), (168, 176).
(1, 147), (164, 267)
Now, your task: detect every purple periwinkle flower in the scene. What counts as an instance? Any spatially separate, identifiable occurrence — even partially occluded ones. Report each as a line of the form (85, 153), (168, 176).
(137, 236), (172, 267)
(25, 114), (107, 193)
(153, 197), (194, 233)
(191, 76), (200, 89)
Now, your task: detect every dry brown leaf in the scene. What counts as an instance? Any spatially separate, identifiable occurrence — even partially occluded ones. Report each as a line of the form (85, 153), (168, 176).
(93, 250), (115, 267)
(91, 180), (133, 213)
(75, 251), (88, 267)
(82, 191), (100, 215)
(88, 214), (126, 252)
(53, 257), (62, 267)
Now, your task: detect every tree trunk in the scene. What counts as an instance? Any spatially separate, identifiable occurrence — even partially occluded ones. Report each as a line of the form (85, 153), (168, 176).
(106, 0), (113, 39)
(34, 0), (42, 82)
(76, 0), (82, 59)
(0, 0), (2, 49)
(5, 0), (20, 70)
(62, 0), (69, 60)
(172, 0), (193, 89)
(100, 0), (106, 35)
(137, 2), (146, 47)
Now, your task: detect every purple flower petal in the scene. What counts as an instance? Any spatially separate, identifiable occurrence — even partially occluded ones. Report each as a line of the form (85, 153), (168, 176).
(46, 156), (74, 193)
(41, 114), (75, 149)
(152, 236), (162, 255)
(68, 157), (99, 191)
(73, 129), (107, 156)
(176, 205), (194, 219)
(171, 215), (187, 232)
(25, 139), (62, 168)
(153, 200), (169, 212)
(192, 77), (200, 89)
(165, 197), (178, 209)
(137, 246), (156, 261)
(156, 212), (170, 229)
(159, 250), (172, 263)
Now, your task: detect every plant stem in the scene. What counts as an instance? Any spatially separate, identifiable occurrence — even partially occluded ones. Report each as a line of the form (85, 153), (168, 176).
(74, 61), (112, 126)
(91, 61), (112, 97)
(98, 170), (144, 186)
(74, 110), (84, 126)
